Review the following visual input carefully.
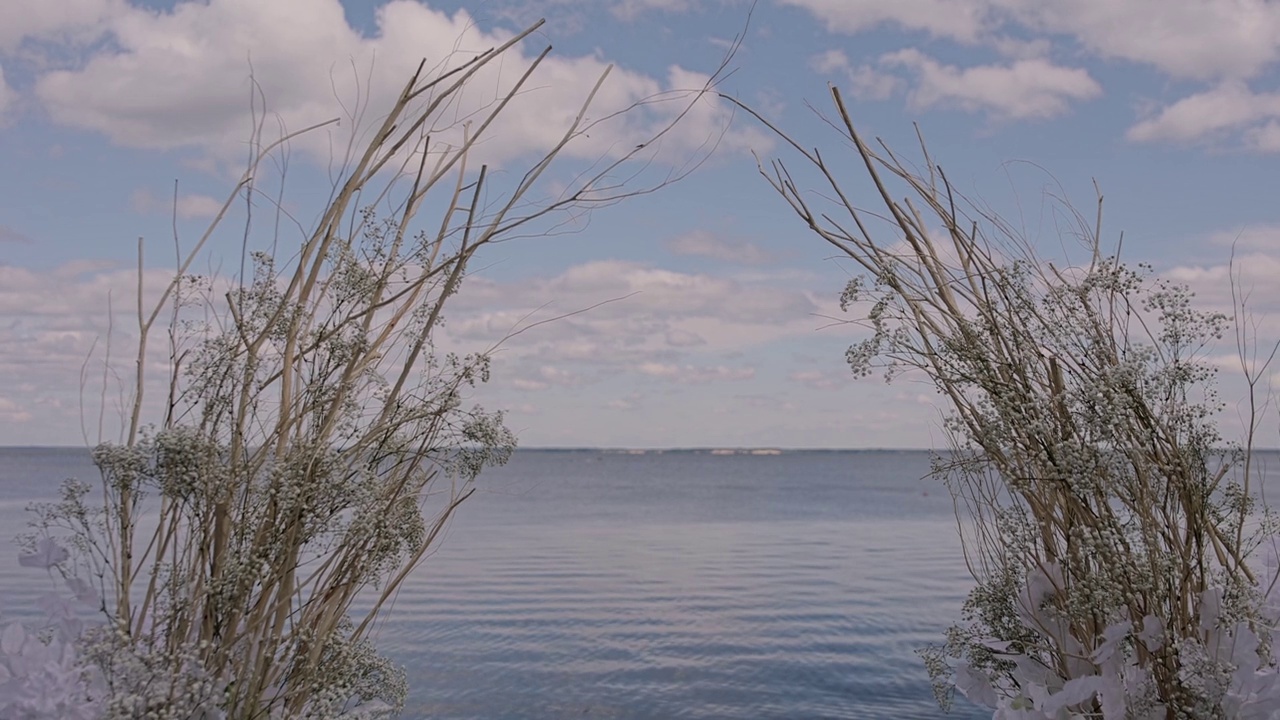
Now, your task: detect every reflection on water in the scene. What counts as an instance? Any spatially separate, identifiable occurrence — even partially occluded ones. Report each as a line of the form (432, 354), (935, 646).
(0, 448), (1005, 718)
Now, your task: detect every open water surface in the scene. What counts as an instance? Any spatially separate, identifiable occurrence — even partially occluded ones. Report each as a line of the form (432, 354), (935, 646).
(0, 447), (1010, 718)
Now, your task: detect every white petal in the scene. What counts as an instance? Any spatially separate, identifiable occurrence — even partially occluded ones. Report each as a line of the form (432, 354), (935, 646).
(0, 622), (25, 656)
(955, 662), (999, 707)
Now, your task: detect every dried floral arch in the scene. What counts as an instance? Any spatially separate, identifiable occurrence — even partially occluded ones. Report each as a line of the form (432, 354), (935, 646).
(7, 19), (743, 719)
(729, 85), (1280, 718)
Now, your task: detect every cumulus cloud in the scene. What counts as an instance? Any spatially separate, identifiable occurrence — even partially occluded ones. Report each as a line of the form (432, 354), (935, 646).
(605, 393), (644, 411)
(0, 0), (122, 52)
(782, 0), (1280, 147)
(1209, 224), (1280, 252)
(508, 365), (581, 392)
(635, 362), (754, 383)
(810, 50), (901, 102)
(809, 49), (850, 75)
(845, 65), (903, 101)
(786, 1), (1280, 83)
(779, 0), (994, 43)
(0, 254), (831, 441)
(0, 260), (181, 445)
(1012, 0), (1280, 82)
(1248, 121), (1280, 152)
(664, 329), (706, 347)
(478, 260), (816, 328)
(789, 368), (849, 391)
(989, 35), (1052, 60)
(437, 259), (825, 399)
(0, 396), (32, 424)
(22, 0), (764, 169)
(882, 49), (1101, 120)
(0, 225), (34, 244)
(0, 63), (14, 121)
(131, 188), (226, 220)
(663, 230), (775, 265)
(1126, 82), (1280, 150)
(612, 0), (695, 20)
(1162, 251), (1280, 310)
(1159, 248), (1280, 443)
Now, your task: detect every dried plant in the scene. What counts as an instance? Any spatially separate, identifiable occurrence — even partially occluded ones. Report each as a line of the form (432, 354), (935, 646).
(14, 19), (741, 719)
(730, 86), (1280, 718)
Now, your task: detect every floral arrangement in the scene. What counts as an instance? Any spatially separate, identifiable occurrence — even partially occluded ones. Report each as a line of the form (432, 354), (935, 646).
(741, 85), (1280, 717)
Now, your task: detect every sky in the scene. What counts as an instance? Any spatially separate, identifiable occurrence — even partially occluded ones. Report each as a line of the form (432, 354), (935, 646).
(1, 0), (1279, 449)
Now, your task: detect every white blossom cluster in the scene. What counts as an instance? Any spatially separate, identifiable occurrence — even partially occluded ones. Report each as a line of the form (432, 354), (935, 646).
(945, 560), (1280, 719)
(841, 236), (1274, 715)
(2, 538), (400, 719)
(7, 233), (517, 717)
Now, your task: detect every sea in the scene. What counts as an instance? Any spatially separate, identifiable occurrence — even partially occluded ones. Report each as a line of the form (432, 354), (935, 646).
(0, 446), (1005, 719)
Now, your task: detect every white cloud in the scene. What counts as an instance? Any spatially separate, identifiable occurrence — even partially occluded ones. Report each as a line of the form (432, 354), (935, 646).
(788, 0), (1280, 151)
(613, 0), (694, 20)
(663, 230), (775, 265)
(0, 0), (121, 52)
(785, 1), (1280, 83)
(1127, 82), (1280, 150)
(1013, 0), (1280, 82)
(1209, 224), (1280, 252)
(845, 64), (903, 102)
(175, 194), (224, 220)
(0, 225), (33, 245)
(789, 368), (848, 391)
(882, 49), (1101, 120)
(1158, 250), (1280, 445)
(511, 260), (815, 326)
(0, 247), (993, 448)
(438, 259), (825, 399)
(0, 256), (813, 443)
(809, 49), (850, 76)
(809, 50), (901, 102)
(26, 0), (763, 169)
(1163, 251), (1280, 307)
(779, 0), (994, 43)
(989, 35), (1052, 60)
(781, 0), (1280, 152)
(508, 365), (581, 392)
(1151, 250), (1280, 419)
(131, 188), (226, 220)
(0, 63), (14, 121)
(0, 396), (32, 424)
(635, 362), (755, 383)
(0, 260), (184, 445)
(1248, 121), (1280, 153)
(605, 393), (643, 411)
(664, 329), (706, 347)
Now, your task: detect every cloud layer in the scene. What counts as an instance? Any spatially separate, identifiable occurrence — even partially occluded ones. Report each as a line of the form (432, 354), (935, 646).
(0, 254), (832, 445)
(8, 235), (1274, 447)
(5, 0), (763, 167)
(791, 0), (1280, 148)
(879, 50), (1101, 120)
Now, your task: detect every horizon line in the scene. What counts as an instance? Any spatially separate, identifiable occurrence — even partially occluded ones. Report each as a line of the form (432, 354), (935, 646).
(2, 444), (932, 452)
(6, 445), (1280, 453)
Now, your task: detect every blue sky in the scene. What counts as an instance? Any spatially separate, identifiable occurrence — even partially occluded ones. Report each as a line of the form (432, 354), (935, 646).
(2, 0), (1279, 448)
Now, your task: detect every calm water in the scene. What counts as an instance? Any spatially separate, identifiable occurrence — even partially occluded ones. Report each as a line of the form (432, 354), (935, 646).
(0, 447), (993, 718)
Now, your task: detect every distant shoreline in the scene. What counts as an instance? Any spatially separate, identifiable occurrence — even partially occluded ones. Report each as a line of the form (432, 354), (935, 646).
(7, 446), (1279, 453)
